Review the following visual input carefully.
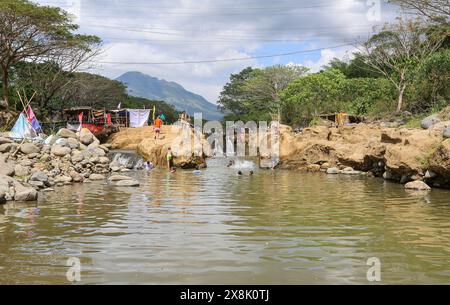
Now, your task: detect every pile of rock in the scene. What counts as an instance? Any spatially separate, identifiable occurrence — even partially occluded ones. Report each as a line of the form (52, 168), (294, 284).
(0, 128), (137, 203)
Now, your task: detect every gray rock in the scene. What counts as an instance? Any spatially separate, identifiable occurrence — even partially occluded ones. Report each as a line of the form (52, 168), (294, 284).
(20, 159), (33, 167)
(421, 114), (441, 130)
(54, 175), (72, 183)
(14, 187), (38, 201)
(0, 162), (14, 177)
(0, 137), (13, 145)
(69, 171), (84, 183)
(67, 138), (80, 149)
(71, 153), (84, 163)
(444, 125), (450, 139)
(108, 175), (133, 182)
(51, 145), (71, 157)
(110, 166), (120, 172)
(405, 181), (431, 191)
(30, 171), (48, 183)
(79, 129), (94, 145)
(326, 167), (340, 174)
(55, 138), (69, 147)
(0, 143), (18, 153)
(57, 128), (77, 139)
(342, 170), (362, 175)
(89, 174), (105, 180)
(19, 143), (40, 155)
(29, 180), (45, 188)
(425, 170), (437, 179)
(14, 164), (30, 177)
(116, 180), (140, 187)
(98, 157), (110, 164)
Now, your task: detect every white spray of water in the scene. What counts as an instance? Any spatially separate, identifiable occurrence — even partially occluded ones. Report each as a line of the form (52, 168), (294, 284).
(230, 159), (255, 170)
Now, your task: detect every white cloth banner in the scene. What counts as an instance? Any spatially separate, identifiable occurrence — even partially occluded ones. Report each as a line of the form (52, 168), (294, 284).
(128, 109), (151, 128)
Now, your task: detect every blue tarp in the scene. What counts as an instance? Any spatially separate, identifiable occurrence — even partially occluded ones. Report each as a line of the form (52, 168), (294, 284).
(9, 113), (37, 140)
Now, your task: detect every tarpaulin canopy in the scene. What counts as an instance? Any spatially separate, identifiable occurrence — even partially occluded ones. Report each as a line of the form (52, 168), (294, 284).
(9, 113), (38, 140)
(128, 109), (151, 128)
(26, 106), (41, 131)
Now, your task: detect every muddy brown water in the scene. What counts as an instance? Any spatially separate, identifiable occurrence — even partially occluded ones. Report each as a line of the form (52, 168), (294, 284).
(1, 158), (450, 284)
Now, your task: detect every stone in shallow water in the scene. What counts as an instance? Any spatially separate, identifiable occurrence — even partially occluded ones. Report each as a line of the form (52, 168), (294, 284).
(115, 180), (140, 187)
(108, 175), (133, 182)
(405, 181), (431, 191)
(326, 167), (340, 174)
(89, 174), (106, 180)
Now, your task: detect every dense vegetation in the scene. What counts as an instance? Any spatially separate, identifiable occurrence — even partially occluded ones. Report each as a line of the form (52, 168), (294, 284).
(0, 0), (179, 125)
(218, 2), (449, 126)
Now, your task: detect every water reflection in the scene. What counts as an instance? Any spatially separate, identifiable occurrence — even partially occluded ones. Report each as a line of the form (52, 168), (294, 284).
(1, 158), (450, 284)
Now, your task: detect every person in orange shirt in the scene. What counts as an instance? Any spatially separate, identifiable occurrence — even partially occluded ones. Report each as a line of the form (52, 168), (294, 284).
(154, 116), (163, 139)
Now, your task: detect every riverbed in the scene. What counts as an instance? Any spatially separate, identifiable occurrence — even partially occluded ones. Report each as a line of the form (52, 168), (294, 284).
(1, 158), (450, 284)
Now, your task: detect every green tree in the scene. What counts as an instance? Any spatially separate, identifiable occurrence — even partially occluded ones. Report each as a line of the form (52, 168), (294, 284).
(410, 48), (450, 112)
(0, 0), (101, 107)
(244, 64), (309, 122)
(359, 18), (445, 113)
(217, 67), (258, 121)
(281, 69), (347, 126)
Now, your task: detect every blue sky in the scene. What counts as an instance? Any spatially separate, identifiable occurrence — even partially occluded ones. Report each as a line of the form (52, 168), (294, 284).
(34, 0), (400, 103)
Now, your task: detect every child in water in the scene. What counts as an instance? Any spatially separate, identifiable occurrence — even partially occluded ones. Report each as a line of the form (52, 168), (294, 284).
(167, 148), (175, 172)
(145, 161), (153, 170)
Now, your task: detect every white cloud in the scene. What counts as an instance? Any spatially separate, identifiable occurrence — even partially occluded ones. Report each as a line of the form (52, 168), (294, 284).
(35, 0), (400, 102)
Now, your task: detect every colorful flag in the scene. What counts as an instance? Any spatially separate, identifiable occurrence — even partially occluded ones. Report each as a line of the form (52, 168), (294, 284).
(152, 105), (156, 121)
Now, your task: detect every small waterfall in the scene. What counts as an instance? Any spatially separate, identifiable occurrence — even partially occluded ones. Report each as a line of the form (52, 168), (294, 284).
(230, 159), (256, 170)
(108, 150), (145, 170)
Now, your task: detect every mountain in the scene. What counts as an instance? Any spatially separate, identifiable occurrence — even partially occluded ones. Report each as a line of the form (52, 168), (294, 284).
(116, 71), (223, 120)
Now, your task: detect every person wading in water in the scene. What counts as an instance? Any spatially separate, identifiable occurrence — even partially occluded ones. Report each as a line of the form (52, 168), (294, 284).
(167, 147), (175, 172)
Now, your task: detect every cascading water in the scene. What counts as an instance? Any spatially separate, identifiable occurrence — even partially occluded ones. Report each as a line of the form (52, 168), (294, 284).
(108, 150), (146, 170)
(229, 159), (256, 170)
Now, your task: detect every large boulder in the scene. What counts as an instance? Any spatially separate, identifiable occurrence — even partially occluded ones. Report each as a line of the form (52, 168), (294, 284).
(14, 164), (30, 177)
(57, 128), (77, 139)
(29, 171), (49, 184)
(79, 128), (95, 145)
(0, 143), (18, 153)
(0, 155), (14, 177)
(0, 137), (13, 145)
(421, 114), (441, 130)
(51, 145), (72, 157)
(67, 138), (80, 149)
(405, 181), (431, 191)
(20, 143), (40, 155)
(14, 185), (38, 201)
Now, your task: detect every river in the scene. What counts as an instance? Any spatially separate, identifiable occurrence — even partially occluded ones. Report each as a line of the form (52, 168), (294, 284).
(1, 157), (450, 284)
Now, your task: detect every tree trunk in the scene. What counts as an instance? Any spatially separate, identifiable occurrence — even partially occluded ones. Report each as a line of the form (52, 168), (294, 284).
(1, 66), (9, 109)
(396, 85), (406, 113)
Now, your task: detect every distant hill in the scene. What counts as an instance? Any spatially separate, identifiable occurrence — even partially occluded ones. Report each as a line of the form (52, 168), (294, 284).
(117, 71), (223, 120)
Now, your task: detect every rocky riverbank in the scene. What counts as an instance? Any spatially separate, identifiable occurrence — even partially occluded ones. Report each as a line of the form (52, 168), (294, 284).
(0, 128), (141, 203)
(278, 111), (450, 190)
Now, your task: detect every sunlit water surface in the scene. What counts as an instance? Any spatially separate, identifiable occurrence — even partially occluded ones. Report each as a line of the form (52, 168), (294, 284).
(1, 158), (450, 284)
